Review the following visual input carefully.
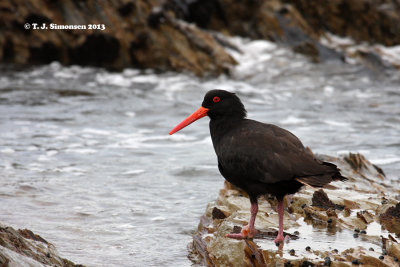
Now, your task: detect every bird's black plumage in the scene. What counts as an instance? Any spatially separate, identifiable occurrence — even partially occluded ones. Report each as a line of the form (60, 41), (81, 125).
(170, 89), (347, 242)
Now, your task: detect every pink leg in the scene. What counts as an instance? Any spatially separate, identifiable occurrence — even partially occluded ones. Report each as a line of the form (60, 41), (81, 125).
(226, 201), (258, 239)
(274, 199), (285, 244)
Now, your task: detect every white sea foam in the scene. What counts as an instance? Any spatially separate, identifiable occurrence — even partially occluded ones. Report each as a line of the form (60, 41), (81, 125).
(122, 68), (140, 77)
(323, 85), (335, 94)
(375, 44), (400, 67)
(95, 73), (132, 87)
(125, 112), (136, 117)
(0, 148), (15, 154)
(151, 216), (166, 221)
(280, 116), (306, 125)
(54, 68), (80, 79)
(46, 150), (58, 156)
(345, 89), (378, 99)
(27, 146), (39, 151)
(37, 155), (51, 161)
(122, 170), (145, 175)
(131, 74), (159, 83)
(168, 133), (198, 142)
(321, 32), (400, 67)
(31, 78), (47, 85)
(320, 33), (355, 47)
(66, 148), (98, 154)
(227, 38), (282, 79)
(0, 77), (10, 88)
(14, 120), (32, 126)
(324, 120), (351, 127)
(370, 157), (400, 165)
(82, 128), (112, 135)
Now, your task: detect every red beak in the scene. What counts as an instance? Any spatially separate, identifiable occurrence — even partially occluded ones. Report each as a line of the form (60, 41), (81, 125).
(169, 106), (209, 135)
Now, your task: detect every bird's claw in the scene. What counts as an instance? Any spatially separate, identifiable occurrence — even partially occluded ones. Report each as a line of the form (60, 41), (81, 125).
(225, 225), (257, 239)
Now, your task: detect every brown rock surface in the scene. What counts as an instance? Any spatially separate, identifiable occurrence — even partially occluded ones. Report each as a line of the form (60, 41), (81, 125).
(189, 153), (400, 266)
(177, 0), (400, 66)
(380, 202), (400, 236)
(0, 223), (81, 266)
(177, 0), (333, 62)
(288, 0), (400, 46)
(2, 0), (400, 74)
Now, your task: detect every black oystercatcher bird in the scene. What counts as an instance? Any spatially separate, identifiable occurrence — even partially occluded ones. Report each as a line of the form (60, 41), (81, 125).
(169, 90), (347, 244)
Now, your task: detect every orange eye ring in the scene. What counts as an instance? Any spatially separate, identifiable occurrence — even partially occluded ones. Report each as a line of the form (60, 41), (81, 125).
(213, 96), (220, 103)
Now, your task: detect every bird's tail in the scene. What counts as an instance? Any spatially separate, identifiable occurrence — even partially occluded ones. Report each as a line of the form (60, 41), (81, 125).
(322, 161), (348, 182)
(295, 161), (348, 189)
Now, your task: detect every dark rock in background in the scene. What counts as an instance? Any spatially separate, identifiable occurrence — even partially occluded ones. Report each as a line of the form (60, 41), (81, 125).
(170, 0), (400, 66)
(288, 0), (400, 46)
(0, 0), (399, 77)
(0, 0), (236, 76)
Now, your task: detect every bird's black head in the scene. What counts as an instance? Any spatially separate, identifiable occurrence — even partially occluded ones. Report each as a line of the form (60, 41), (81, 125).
(202, 89), (247, 120)
(169, 89), (247, 135)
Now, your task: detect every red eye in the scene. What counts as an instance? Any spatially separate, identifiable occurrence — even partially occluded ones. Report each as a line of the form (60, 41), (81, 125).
(213, 96), (220, 103)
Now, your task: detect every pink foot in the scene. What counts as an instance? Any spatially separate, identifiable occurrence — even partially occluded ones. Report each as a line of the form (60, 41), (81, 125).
(274, 234), (290, 245)
(225, 225), (257, 239)
(274, 233), (284, 244)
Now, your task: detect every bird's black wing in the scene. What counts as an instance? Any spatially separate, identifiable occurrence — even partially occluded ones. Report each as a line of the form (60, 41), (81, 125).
(216, 119), (340, 185)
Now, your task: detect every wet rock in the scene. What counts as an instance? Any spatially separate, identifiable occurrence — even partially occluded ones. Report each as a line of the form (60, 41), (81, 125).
(287, 0), (400, 46)
(18, 229), (49, 244)
(211, 207), (228, 220)
(170, 0), (400, 67)
(304, 206), (329, 225)
(117, 2), (135, 17)
(380, 202), (400, 235)
(172, 0), (342, 63)
(300, 261), (315, 267)
(69, 33), (120, 67)
(292, 41), (320, 63)
(324, 256), (331, 266)
(387, 241), (400, 261)
(189, 153), (400, 266)
(289, 249), (296, 256)
(312, 189), (345, 210)
(0, 223), (81, 266)
(356, 210), (374, 225)
(2, 0), (400, 74)
(344, 153), (385, 180)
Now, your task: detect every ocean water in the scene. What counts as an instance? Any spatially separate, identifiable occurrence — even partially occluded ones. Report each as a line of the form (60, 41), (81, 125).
(0, 37), (399, 266)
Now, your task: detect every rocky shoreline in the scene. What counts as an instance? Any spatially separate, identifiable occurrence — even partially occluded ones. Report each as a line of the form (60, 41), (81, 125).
(0, 223), (82, 266)
(1, 0), (400, 75)
(189, 153), (400, 266)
